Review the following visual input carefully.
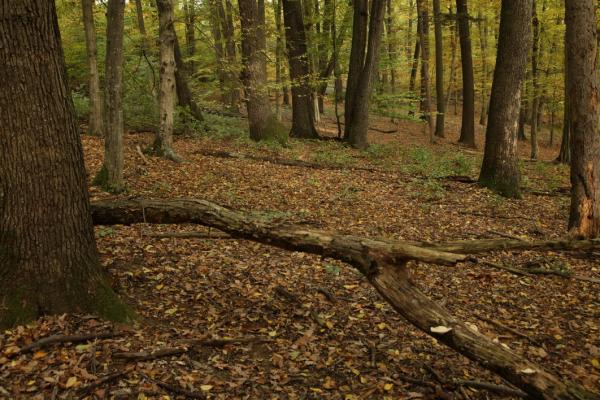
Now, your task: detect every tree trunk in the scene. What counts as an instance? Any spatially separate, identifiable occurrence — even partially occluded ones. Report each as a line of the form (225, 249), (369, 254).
(408, 19), (420, 103)
(134, 0), (146, 37)
(477, 11), (488, 126)
(566, 0), (600, 238)
(416, 0), (434, 142)
(182, 0), (196, 74)
(445, 22), (458, 109)
(81, 0), (103, 137)
(456, 0), (475, 147)
(530, 0), (540, 160)
(282, 0), (319, 138)
(209, 0), (227, 102)
(173, 34), (204, 122)
(239, 0), (278, 141)
(432, 0), (445, 138)
(154, 0), (180, 162)
(385, 0), (396, 93)
(97, 0), (125, 192)
(345, 0), (387, 149)
(556, 33), (571, 164)
(479, 0), (532, 198)
(216, 0), (240, 110)
(90, 198), (599, 400)
(274, 0), (284, 120)
(0, 0), (130, 329)
(344, 0), (368, 137)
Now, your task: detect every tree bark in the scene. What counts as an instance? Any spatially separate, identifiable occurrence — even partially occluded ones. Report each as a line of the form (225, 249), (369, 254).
(476, 11), (488, 126)
(456, 0), (476, 147)
(134, 0), (147, 38)
(556, 33), (571, 164)
(239, 0), (278, 141)
(416, 0), (434, 142)
(209, 0), (227, 101)
(385, 0), (396, 93)
(344, 0), (368, 137)
(214, 0), (240, 110)
(566, 0), (600, 238)
(174, 34), (204, 121)
(182, 0), (196, 74)
(90, 198), (599, 400)
(432, 0), (445, 137)
(81, 0), (103, 137)
(0, 0), (130, 329)
(98, 0), (126, 192)
(408, 18), (420, 105)
(282, 0), (319, 138)
(154, 0), (180, 162)
(344, 0), (387, 149)
(479, 0), (532, 198)
(530, 0), (540, 160)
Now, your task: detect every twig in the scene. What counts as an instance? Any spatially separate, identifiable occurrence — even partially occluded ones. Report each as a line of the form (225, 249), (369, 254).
(316, 287), (336, 302)
(146, 231), (231, 240)
(455, 379), (527, 398)
(15, 331), (122, 356)
(140, 373), (205, 399)
(477, 316), (542, 347)
(177, 336), (272, 347)
(77, 367), (134, 396)
(422, 363), (447, 385)
(274, 285), (299, 303)
(482, 261), (534, 277)
(136, 145), (149, 164)
(113, 347), (187, 361)
(487, 230), (525, 241)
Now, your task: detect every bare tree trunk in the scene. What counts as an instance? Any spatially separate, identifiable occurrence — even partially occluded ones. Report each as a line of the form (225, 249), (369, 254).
(408, 21), (420, 103)
(445, 21), (458, 109)
(0, 0), (130, 329)
(97, 0), (125, 192)
(456, 0), (475, 147)
(557, 33), (571, 164)
(134, 0), (146, 37)
(432, 0), (444, 137)
(274, 0), (284, 120)
(239, 0), (279, 141)
(209, 0), (227, 101)
(215, 0), (240, 110)
(416, 0), (434, 142)
(385, 0), (397, 93)
(154, 0), (180, 162)
(282, 0), (319, 138)
(566, 0), (600, 238)
(477, 11), (488, 126)
(345, 0), (387, 149)
(182, 0), (196, 74)
(530, 0), (540, 160)
(81, 0), (103, 136)
(344, 0), (368, 137)
(173, 35), (204, 121)
(479, 0), (532, 198)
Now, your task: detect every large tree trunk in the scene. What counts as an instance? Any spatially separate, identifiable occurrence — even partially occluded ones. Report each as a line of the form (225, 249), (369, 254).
(90, 198), (599, 400)
(556, 34), (571, 164)
(344, 0), (387, 149)
(477, 11), (488, 126)
(81, 0), (103, 137)
(529, 0), (540, 160)
(239, 0), (278, 141)
(416, 0), (434, 142)
(479, 0), (532, 198)
(282, 0), (319, 138)
(432, 0), (445, 138)
(344, 0), (368, 138)
(566, 0), (600, 238)
(456, 0), (476, 147)
(0, 0), (130, 329)
(97, 0), (125, 192)
(154, 0), (180, 162)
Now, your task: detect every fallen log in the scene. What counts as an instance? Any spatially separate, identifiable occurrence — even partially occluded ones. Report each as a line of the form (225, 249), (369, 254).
(90, 198), (599, 399)
(418, 237), (600, 254)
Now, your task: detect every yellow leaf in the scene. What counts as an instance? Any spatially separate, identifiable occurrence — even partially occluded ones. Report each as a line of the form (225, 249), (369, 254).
(360, 376), (367, 384)
(592, 359), (600, 369)
(155, 284), (164, 290)
(65, 376), (78, 388)
(377, 322), (387, 330)
(383, 383), (393, 391)
(375, 303), (385, 310)
(325, 321), (334, 329)
(137, 393), (148, 400)
(32, 350), (47, 359)
(310, 387), (322, 393)
(165, 307), (178, 315)
(343, 285), (357, 290)
(345, 396), (358, 400)
(200, 385), (213, 391)
(268, 331), (278, 337)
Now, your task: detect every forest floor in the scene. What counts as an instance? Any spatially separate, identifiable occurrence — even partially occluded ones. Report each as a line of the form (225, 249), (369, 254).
(1, 107), (599, 399)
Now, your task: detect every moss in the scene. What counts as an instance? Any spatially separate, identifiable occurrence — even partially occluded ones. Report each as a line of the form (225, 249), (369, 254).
(0, 288), (37, 331)
(478, 176), (522, 199)
(88, 280), (136, 323)
(93, 165), (125, 194)
(260, 114), (289, 145)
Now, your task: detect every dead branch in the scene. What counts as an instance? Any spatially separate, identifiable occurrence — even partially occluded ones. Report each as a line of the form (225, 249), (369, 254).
(113, 347), (187, 361)
(141, 373), (205, 399)
(145, 231), (231, 239)
(15, 331), (122, 356)
(455, 380), (527, 398)
(177, 336), (272, 347)
(476, 316), (543, 347)
(77, 367), (134, 396)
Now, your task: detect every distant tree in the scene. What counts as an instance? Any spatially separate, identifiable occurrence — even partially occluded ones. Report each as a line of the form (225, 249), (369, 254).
(456, 0), (475, 147)
(0, 0), (131, 329)
(81, 0), (103, 136)
(432, 0), (445, 138)
(566, 0), (600, 237)
(416, 0), (434, 142)
(282, 0), (319, 138)
(344, 0), (387, 149)
(556, 35), (571, 164)
(96, 0), (125, 192)
(529, 0), (541, 160)
(479, 0), (532, 198)
(153, 0), (180, 161)
(182, 0), (196, 73)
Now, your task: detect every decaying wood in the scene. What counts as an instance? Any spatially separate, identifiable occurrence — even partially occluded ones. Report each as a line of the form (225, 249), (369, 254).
(90, 198), (599, 399)
(419, 237), (600, 254)
(15, 331), (122, 356)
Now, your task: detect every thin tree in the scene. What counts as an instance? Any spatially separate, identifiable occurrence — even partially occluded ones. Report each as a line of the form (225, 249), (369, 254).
(239, 0), (280, 141)
(432, 0), (445, 138)
(479, 0), (532, 198)
(282, 0), (319, 138)
(0, 0), (131, 329)
(153, 0), (180, 162)
(96, 0), (125, 192)
(566, 0), (600, 237)
(456, 0), (475, 147)
(476, 11), (488, 126)
(529, 0), (540, 159)
(81, 0), (103, 136)
(385, 0), (397, 93)
(556, 32), (570, 164)
(183, 0), (196, 73)
(344, 0), (387, 148)
(416, 0), (434, 142)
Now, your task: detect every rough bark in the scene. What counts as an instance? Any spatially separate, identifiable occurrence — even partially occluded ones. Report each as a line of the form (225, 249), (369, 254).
(566, 0), (600, 238)
(556, 35), (571, 164)
(282, 0), (319, 138)
(98, 0), (125, 192)
(416, 0), (434, 142)
(344, 0), (368, 137)
(477, 11), (488, 126)
(90, 198), (599, 400)
(274, 0), (284, 120)
(385, 0), (396, 93)
(445, 22), (458, 109)
(154, 0), (180, 162)
(408, 18), (420, 103)
(239, 0), (278, 141)
(530, 0), (540, 160)
(81, 0), (103, 136)
(456, 0), (475, 147)
(345, 0), (387, 149)
(479, 0), (532, 198)
(209, 0), (227, 100)
(432, 0), (445, 137)
(0, 0), (131, 329)
(182, 0), (196, 73)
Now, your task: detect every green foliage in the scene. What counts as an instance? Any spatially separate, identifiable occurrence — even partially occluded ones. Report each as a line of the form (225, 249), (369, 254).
(71, 90), (90, 122)
(311, 143), (355, 167)
(404, 147), (475, 179)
